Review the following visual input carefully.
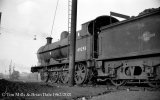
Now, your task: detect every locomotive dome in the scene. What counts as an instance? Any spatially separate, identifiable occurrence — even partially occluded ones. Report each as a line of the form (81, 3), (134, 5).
(60, 31), (69, 40)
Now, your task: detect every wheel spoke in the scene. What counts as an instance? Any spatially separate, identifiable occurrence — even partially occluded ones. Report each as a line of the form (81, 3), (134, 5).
(60, 65), (69, 84)
(40, 71), (49, 82)
(110, 79), (126, 86)
(50, 71), (59, 83)
(74, 63), (88, 85)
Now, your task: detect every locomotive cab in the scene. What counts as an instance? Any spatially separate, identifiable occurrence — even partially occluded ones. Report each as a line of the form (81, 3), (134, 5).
(88, 16), (119, 58)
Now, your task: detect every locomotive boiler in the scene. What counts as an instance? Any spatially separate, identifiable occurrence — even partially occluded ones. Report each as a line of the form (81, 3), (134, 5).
(31, 8), (160, 87)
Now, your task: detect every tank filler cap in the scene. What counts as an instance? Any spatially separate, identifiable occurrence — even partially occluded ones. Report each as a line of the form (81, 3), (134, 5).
(46, 37), (53, 45)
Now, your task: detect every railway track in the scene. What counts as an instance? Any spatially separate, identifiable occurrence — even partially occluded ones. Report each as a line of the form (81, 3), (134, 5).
(46, 80), (160, 93)
(1, 79), (159, 100)
(73, 83), (160, 100)
(45, 83), (160, 100)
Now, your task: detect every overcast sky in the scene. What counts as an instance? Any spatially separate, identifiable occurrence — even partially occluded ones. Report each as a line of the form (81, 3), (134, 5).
(0, 0), (160, 74)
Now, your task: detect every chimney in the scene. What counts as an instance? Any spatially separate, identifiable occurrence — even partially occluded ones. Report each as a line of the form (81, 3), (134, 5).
(46, 37), (52, 45)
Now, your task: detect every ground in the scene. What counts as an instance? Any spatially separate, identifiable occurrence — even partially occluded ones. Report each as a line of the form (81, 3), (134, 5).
(91, 91), (160, 100)
(0, 79), (160, 100)
(0, 79), (109, 100)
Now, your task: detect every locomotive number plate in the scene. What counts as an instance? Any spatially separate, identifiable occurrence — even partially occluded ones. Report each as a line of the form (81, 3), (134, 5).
(77, 46), (86, 52)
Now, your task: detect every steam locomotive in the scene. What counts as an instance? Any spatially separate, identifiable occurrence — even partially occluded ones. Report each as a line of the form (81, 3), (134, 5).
(31, 8), (160, 87)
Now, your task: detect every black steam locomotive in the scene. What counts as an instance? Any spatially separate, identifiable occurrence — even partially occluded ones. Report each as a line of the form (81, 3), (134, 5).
(31, 8), (160, 87)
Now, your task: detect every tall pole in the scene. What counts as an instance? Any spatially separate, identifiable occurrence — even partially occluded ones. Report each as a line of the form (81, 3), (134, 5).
(0, 12), (1, 35)
(69, 0), (78, 86)
(0, 12), (1, 24)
